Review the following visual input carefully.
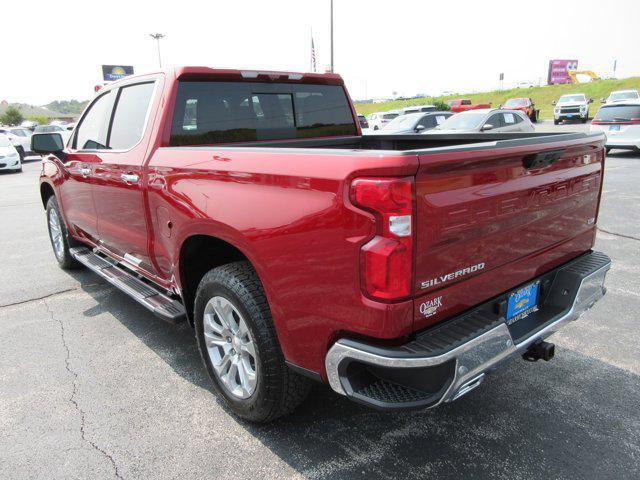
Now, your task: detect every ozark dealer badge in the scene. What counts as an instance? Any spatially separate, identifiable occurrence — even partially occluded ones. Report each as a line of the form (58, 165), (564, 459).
(420, 296), (443, 318)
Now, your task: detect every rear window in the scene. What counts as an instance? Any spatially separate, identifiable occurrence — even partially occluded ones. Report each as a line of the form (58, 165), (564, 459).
(170, 81), (356, 145)
(382, 113), (399, 120)
(609, 91), (639, 102)
(594, 105), (640, 122)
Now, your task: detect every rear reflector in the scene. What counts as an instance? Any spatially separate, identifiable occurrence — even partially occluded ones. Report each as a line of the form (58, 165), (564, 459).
(351, 177), (414, 300)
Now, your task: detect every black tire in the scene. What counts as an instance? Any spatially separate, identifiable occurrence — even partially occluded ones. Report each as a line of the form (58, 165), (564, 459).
(15, 146), (25, 162)
(373, 125), (379, 130)
(581, 116), (588, 124)
(605, 147), (611, 155)
(554, 119), (560, 125)
(194, 261), (310, 422)
(45, 196), (81, 270)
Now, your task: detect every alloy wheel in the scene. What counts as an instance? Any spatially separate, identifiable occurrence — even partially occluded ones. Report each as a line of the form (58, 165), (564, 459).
(203, 296), (258, 399)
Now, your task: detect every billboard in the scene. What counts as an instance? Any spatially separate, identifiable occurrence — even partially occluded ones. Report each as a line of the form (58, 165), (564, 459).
(101, 65), (134, 82)
(547, 60), (578, 85)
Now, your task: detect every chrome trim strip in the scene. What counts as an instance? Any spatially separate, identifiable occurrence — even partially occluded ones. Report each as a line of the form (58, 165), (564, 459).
(325, 260), (610, 406)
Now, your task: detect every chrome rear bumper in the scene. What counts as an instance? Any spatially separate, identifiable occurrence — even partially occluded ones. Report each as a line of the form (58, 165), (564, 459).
(325, 251), (611, 410)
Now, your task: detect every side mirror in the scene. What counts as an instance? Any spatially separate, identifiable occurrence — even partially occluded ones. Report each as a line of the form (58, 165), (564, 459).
(600, 98), (606, 103)
(31, 132), (65, 158)
(552, 100), (557, 105)
(589, 98), (594, 104)
(481, 124), (494, 131)
(415, 125), (426, 132)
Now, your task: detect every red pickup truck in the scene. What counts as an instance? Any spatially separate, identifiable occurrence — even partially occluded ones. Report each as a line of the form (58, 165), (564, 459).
(447, 98), (492, 112)
(33, 67), (610, 422)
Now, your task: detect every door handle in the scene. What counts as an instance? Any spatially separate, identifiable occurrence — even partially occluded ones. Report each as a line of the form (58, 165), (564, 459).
(121, 173), (139, 184)
(80, 167), (91, 177)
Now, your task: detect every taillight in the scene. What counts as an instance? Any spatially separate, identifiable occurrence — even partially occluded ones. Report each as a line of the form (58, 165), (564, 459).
(350, 177), (414, 300)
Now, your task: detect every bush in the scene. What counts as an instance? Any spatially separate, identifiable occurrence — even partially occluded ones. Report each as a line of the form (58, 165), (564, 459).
(26, 115), (49, 126)
(1, 107), (24, 126)
(433, 101), (450, 111)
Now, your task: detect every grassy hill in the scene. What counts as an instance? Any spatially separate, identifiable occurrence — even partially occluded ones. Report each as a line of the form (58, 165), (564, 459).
(355, 77), (640, 120)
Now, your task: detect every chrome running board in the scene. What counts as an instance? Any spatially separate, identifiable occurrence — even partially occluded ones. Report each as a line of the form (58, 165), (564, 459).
(70, 247), (186, 324)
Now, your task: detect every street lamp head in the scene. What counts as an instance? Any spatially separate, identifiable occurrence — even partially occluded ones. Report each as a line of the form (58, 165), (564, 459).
(149, 33), (165, 40)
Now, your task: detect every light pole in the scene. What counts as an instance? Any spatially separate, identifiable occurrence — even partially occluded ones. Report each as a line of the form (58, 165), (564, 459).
(330, 0), (334, 72)
(149, 33), (165, 68)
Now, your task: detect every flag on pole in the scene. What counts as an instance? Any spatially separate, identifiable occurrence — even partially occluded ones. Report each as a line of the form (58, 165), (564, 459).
(311, 33), (317, 72)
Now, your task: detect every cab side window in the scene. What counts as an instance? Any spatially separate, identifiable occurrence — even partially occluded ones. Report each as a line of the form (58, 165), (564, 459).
(74, 91), (116, 150)
(108, 82), (155, 150)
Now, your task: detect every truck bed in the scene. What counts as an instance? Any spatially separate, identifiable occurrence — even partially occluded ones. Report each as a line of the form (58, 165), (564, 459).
(189, 132), (601, 154)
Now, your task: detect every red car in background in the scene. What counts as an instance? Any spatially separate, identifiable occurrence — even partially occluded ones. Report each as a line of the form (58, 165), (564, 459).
(447, 98), (491, 112)
(504, 97), (539, 122)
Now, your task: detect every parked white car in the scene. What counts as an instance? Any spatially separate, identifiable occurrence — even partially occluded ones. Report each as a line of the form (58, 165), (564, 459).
(0, 136), (22, 172)
(590, 101), (640, 153)
(424, 109), (534, 134)
(604, 89), (639, 104)
(380, 111), (454, 134)
(367, 111), (400, 131)
(0, 127), (33, 160)
(553, 93), (593, 124)
(401, 105), (436, 115)
(34, 124), (72, 145)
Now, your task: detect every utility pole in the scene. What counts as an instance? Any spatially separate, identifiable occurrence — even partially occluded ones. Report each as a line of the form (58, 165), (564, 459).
(613, 59), (617, 78)
(330, 0), (334, 72)
(149, 33), (165, 68)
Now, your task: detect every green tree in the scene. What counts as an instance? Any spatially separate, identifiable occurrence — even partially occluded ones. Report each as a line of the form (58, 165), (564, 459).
(26, 115), (50, 126)
(1, 107), (24, 126)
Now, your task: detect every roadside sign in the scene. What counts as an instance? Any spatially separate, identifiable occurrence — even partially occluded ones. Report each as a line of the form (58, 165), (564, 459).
(101, 65), (134, 82)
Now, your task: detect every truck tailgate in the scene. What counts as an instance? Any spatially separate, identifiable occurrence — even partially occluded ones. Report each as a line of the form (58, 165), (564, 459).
(412, 135), (605, 331)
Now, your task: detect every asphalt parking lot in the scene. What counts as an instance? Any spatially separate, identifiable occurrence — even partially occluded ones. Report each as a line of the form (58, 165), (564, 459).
(1, 137), (639, 479)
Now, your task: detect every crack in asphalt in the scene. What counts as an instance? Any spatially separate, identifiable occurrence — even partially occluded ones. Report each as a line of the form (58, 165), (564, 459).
(597, 227), (640, 242)
(0, 288), (79, 309)
(43, 298), (124, 480)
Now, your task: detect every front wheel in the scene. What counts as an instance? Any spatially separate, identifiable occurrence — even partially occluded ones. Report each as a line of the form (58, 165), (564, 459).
(194, 262), (310, 422)
(554, 119), (560, 125)
(46, 197), (81, 269)
(15, 146), (25, 162)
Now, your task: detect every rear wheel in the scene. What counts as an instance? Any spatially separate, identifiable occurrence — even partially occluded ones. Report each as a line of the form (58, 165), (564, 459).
(194, 261), (310, 422)
(554, 119), (560, 125)
(46, 197), (81, 269)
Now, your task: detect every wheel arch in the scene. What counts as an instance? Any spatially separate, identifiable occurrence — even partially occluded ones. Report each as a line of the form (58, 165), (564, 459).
(178, 234), (262, 325)
(40, 181), (56, 209)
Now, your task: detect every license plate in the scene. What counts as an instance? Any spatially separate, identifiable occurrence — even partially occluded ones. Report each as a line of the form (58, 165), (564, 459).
(506, 282), (540, 325)
(610, 125), (621, 131)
